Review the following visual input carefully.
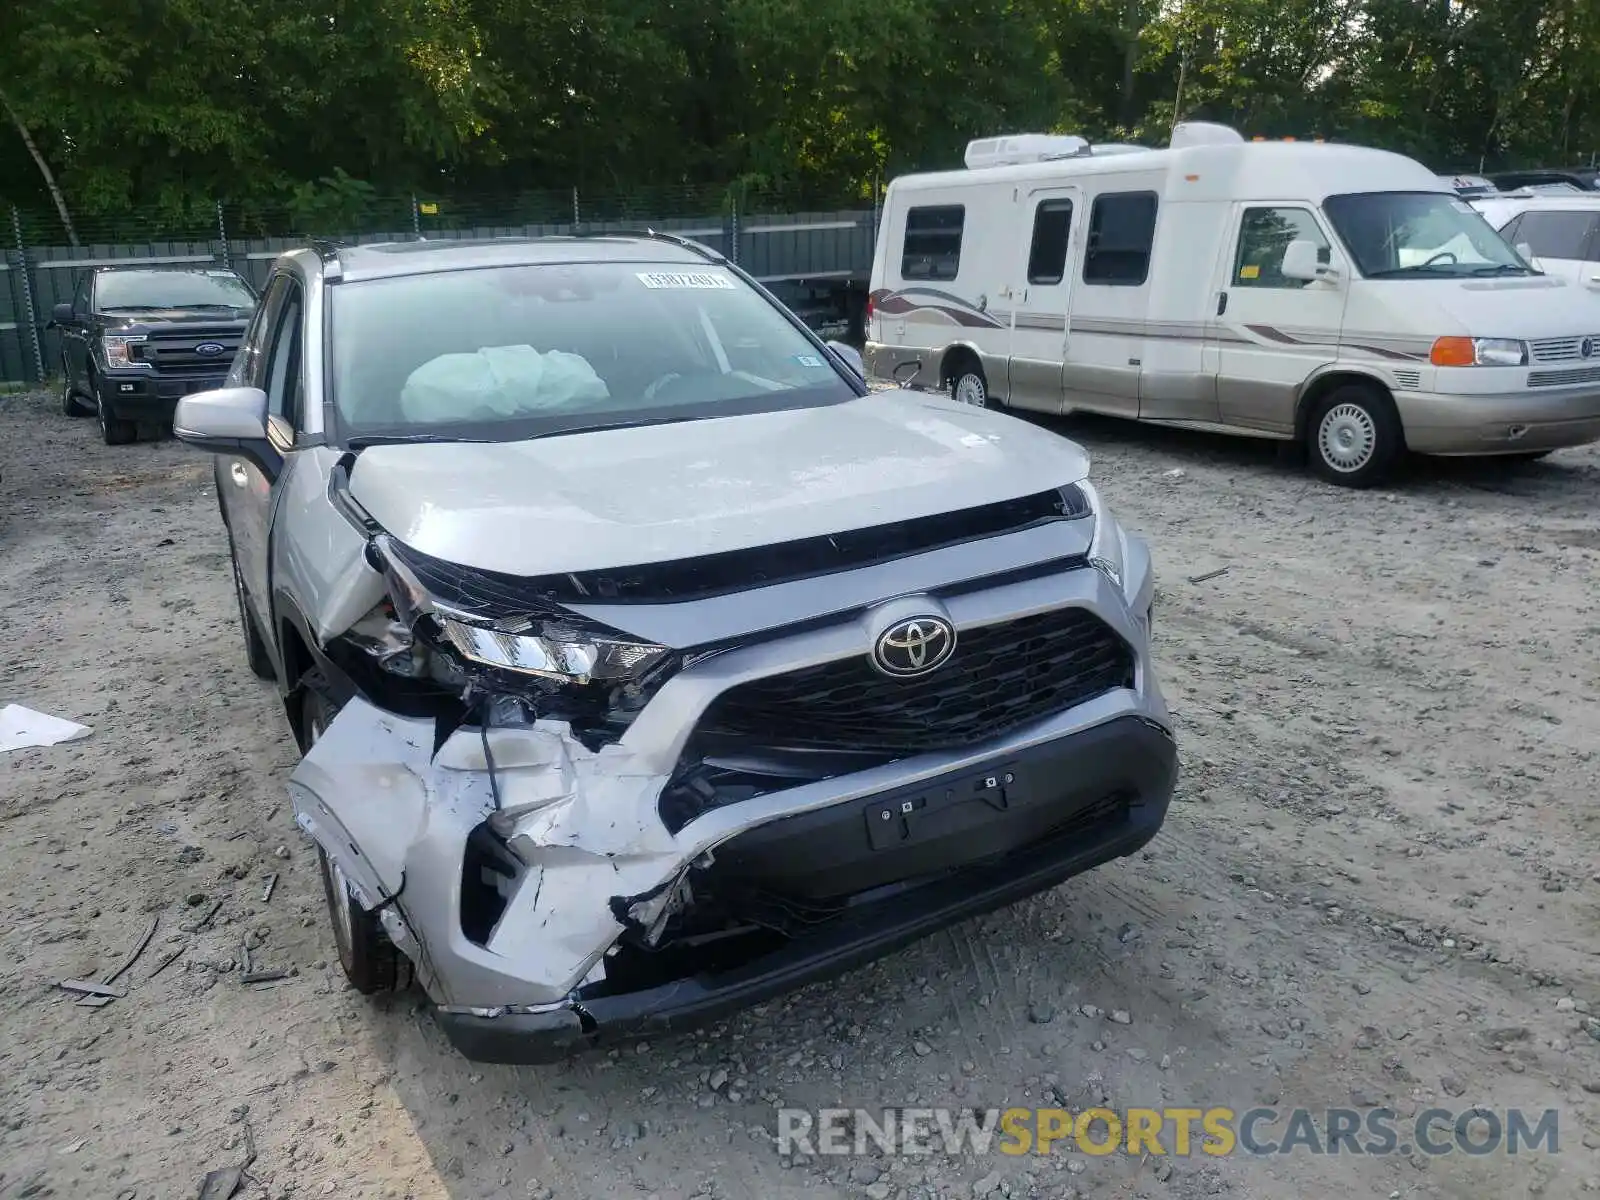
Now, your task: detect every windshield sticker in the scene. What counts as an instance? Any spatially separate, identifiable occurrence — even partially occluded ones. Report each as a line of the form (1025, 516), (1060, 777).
(636, 271), (736, 290)
(794, 354), (825, 368)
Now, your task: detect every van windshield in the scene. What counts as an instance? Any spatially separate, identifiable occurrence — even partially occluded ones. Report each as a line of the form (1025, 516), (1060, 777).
(1323, 192), (1533, 278)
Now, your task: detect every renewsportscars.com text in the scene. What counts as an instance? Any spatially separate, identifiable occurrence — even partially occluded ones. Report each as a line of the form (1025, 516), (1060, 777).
(776, 1106), (1560, 1159)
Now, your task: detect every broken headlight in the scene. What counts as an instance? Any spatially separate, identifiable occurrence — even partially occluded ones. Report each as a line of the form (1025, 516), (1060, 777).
(1071, 479), (1127, 593)
(332, 535), (675, 744)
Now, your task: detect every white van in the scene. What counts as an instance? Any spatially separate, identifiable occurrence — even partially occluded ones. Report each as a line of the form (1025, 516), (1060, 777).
(1469, 193), (1600, 291)
(865, 122), (1600, 485)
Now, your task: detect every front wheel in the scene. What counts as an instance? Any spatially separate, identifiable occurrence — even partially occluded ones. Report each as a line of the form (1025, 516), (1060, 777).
(93, 375), (138, 445)
(304, 680), (411, 995)
(60, 357), (90, 417)
(1306, 384), (1403, 488)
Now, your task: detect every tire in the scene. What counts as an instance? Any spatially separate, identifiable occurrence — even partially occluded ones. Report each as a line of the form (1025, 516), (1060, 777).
(948, 359), (991, 409)
(93, 372), (138, 445)
(60, 357), (90, 417)
(303, 679), (412, 995)
(1305, 383), (1403, 487)
(1501, 449), (1553, 463)
(230, 546), (276, 681)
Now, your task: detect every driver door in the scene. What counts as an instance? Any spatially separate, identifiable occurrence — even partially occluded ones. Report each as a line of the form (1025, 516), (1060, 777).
(1209, 203), (1349, 435)
(221, 274), (301, 633)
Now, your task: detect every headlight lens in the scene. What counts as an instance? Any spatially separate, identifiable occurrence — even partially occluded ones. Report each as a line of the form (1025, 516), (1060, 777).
(436, 615), (667, 685)
(1429, 336), (1527, 367)
(372, 534), (668, 688)
(1074, 480), (1126, 591)
(102, 334), (149, 369)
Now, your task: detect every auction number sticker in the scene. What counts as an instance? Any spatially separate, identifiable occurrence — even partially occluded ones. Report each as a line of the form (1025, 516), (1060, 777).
(637, 271), (736, 289)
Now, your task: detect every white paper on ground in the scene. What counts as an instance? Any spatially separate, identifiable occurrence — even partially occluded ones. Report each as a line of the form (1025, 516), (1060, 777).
(0, 704), (92, 752)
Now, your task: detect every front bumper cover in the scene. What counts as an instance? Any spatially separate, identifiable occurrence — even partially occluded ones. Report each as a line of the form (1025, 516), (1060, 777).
(435, 713), (1176, 1064)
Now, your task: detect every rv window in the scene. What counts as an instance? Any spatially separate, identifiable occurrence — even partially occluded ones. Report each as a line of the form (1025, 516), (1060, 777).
(1083, 192), (1158, 286)
(1233, 207), (1331, 289)
(902, 205), (965, 281)
(1512, 211), (1595, 261)
(1027, 199), (1074, 285)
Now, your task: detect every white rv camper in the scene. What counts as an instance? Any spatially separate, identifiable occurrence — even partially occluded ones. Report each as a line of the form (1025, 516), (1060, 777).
(865, 122), (1600, 485)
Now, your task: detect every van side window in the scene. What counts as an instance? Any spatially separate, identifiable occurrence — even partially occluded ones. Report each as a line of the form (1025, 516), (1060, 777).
(1027, 200), (1074, 285)
(1512, 211), (1594, 261)
(902, 206), (965, 281)
(1083, 193), (1158, 286)
(1233, 207), (1331, 289)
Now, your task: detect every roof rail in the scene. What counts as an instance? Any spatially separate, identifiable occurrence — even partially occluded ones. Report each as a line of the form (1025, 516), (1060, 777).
(602, 227), (728, 264)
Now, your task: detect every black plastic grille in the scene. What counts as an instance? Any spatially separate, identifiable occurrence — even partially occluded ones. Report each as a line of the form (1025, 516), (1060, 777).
(141, 330), (241, 374)
(693, 606), (1135, 755)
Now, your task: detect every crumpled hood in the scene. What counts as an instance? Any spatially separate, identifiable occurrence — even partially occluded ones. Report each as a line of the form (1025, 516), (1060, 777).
(348, 392), (1090, 575)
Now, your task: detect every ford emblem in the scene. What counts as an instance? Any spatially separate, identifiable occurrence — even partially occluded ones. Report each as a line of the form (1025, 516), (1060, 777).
(194, 342), (227, 357)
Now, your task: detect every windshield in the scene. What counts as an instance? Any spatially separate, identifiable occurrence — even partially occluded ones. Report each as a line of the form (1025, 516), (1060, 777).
(329, 260), (858, 440)
(97, 269), (255, 310)
(1322, 192), (1531, 277)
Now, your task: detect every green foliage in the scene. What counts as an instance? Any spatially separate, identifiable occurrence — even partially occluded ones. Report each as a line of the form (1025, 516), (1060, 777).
(1, 0), (1598, 230)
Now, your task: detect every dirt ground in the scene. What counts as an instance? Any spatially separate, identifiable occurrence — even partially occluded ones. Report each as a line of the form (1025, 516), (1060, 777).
(1, 385), (1597, 1200)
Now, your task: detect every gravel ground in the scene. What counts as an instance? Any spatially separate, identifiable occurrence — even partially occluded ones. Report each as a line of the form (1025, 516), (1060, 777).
(1, 386), (1597, 1200)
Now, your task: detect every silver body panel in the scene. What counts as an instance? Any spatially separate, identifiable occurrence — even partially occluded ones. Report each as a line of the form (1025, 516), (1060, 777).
(184, 236), (1172, 1022)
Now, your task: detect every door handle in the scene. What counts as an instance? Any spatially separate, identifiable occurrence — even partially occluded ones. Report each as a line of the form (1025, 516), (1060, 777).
(229, 462), (249, 488)
(1216, 291), (1229, 315)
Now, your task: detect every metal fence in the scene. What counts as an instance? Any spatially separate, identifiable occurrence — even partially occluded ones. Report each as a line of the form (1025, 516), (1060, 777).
(0, 199), (881, 386)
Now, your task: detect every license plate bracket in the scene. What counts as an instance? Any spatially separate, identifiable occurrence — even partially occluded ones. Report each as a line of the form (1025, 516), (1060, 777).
(864, 764), (1021, 851)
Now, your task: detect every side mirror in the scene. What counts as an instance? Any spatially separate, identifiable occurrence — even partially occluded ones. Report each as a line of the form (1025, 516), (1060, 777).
(50, 302), (74, 327)
(1281, 238), (1337, 282)
(1516, 241), (1537, 265)
(825, 340), (865, 380)
(174, 386), (281, 477)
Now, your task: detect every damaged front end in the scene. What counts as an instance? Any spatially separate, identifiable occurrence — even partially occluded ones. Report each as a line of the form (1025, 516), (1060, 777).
(292, 530), (719, 1013)
(289, 473), (1176, 1063)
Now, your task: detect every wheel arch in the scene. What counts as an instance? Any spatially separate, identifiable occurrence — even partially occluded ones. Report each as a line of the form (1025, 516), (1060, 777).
(1294, 369), (1404, 446)
(938, 342), (987, 388)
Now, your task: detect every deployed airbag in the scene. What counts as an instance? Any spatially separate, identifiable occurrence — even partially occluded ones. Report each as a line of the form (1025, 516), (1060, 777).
(401, 345), (609, 422)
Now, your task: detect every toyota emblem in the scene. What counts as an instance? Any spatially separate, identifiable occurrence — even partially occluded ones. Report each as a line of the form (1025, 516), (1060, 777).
(872, 615), (957, 678)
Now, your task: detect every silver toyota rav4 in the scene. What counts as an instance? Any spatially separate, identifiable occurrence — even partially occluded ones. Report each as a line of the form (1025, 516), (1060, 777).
(172, 233), (1177, 1063)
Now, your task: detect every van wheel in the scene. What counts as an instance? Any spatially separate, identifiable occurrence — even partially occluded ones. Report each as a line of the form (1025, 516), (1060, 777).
(303, 678), (412, 995)
(1306, 384), (1402, 487)
(949, 361), (990, 408)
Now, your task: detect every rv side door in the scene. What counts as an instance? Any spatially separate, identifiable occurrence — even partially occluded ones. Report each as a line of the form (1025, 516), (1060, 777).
(1006, 187), (1078, 413)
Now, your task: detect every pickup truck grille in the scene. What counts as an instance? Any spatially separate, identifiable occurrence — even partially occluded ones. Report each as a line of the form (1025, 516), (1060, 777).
(140, 330), (242, 374)
(693, 605), (1135, 755)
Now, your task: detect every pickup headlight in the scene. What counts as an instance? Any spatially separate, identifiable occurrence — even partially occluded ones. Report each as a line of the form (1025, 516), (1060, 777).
(1429, 336), (1527, 367)
(102, 334), (150, 369)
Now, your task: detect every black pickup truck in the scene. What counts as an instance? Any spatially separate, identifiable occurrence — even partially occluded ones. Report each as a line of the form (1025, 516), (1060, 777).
(51, 265), (257, 444)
